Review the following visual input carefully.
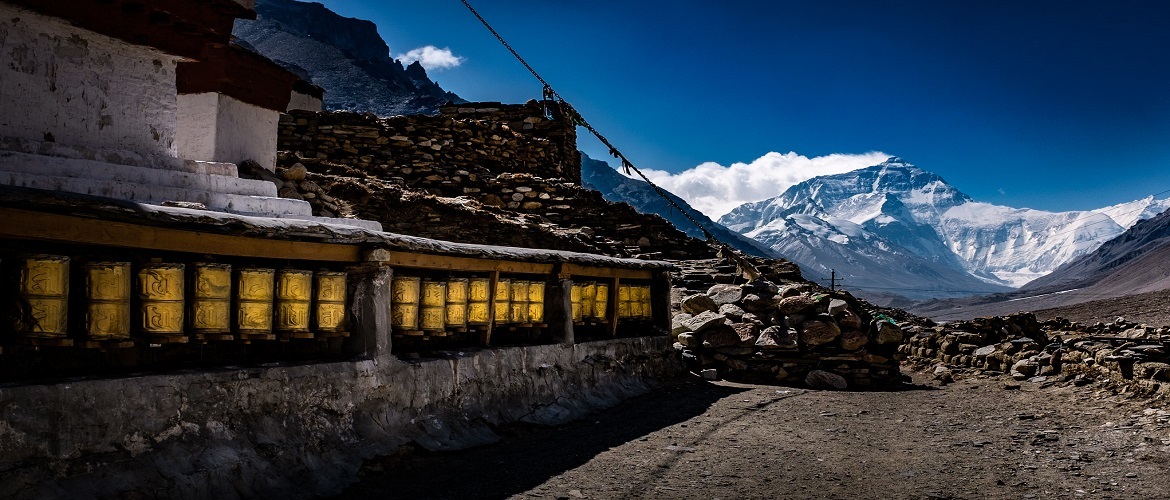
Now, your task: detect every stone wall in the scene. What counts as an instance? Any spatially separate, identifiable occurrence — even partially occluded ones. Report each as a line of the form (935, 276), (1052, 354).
(278, 101), (580, 186)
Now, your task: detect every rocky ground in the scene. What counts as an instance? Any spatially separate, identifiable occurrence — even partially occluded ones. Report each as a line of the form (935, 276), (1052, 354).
(336, 370), (1170, 499)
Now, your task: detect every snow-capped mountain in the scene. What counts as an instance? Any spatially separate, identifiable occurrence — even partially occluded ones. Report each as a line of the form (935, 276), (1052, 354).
(581, 154), (779, 259)
(719, 157), (1170, 300)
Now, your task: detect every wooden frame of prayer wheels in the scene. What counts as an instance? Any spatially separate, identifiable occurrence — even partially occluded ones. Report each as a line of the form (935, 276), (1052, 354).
(467, 277), (491, 326)
(138, 263), (185, 336)
(15, 255), (70, 337)
(236, 268), (274, 335)
(391, 276), (421, 331)
(276, 269), (313, 335)
(314, 271), (348, 333)
(191, 263), (232, 335)
(84, 262), (131, 340)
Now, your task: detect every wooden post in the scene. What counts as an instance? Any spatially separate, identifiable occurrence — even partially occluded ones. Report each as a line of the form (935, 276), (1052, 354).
(608, 277), (620, 338)
(481, 270), (500, 346)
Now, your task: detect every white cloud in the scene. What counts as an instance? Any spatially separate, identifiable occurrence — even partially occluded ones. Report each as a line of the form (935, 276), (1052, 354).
(632, 151), (891, 219)
(396, 46), (464, 71)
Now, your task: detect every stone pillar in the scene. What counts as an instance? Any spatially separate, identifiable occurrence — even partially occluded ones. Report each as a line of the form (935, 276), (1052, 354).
(546, 276), (575, 345)
(345, 263), (392, 362)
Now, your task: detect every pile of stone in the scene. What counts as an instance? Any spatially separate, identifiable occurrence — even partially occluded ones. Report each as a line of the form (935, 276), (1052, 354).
(901, 313), (1170, 396)
(670, 280), (906, 389)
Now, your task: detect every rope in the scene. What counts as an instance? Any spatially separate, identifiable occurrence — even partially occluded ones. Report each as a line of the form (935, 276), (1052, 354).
(459, 0), (717, 243)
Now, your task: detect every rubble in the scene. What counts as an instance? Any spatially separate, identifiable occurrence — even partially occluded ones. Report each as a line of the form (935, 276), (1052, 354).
(669, 258), (906, 389)
(900, 312), (1170, 398)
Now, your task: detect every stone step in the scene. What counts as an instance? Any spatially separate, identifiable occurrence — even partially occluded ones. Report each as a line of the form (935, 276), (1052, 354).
(0, 150), (274, 197)
(0, 171), (312, 216)
(0, 135), (238, 176)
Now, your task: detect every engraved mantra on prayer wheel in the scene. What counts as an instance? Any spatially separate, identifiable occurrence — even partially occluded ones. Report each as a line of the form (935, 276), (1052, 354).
(237, 268), (274, 334)
(17, 255), (69, 337)
(85, 262), (131, 340)
(139, 264), (185, 335)
(276, 270), (313, 333)
(191, 263), (231, 334)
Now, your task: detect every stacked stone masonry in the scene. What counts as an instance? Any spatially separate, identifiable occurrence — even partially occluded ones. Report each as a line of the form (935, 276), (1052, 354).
(278, 101), (580, 187)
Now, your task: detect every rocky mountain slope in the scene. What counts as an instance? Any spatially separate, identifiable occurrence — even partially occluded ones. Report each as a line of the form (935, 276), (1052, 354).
(233, 0), (462, 116)
(580, 154), (778, 259)
(915, 206), (1170, 320)
(719, 157), (1169, 301)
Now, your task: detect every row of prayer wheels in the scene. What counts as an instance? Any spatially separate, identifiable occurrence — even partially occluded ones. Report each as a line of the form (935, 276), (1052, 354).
(11, 255), (347, 341)
(571, 282), (653, 322)
(391, 276), (546, 332)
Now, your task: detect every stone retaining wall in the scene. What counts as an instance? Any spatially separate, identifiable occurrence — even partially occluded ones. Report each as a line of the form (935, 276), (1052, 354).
(278, 101), (579, 187)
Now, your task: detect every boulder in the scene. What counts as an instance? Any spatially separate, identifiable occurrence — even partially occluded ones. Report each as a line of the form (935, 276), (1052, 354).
(740, 293), (774, 312)
(756, 326), (798, 350)
(676, 333), (701, 349)
(840, 330), (869, 351)
(778, 284), (804, 298)
(283, 162), (308, 181)
(806, 370), (848, 390)
(837, 310), (863, 331)
(732, 322), (760, 345)
(682, 311), (725, 334)
(777, 295), (817, 315)
(719, 303), (746, 321)
(702, 325), (741, 349)
(707, 284), (744, 306)
(828, 299), (849, 315)
(801, 317), (842, 347)
(671, 313), (694, 335)
(682, 294), (718, 314)
(874, 320), (903, 345)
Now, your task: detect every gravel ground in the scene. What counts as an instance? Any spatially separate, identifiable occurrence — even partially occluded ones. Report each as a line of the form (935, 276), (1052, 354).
(1033, 289), (1170, 327)
(336, 371), (1170, 499)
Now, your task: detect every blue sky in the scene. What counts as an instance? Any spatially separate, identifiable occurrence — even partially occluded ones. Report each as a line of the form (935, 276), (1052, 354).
(318, 0), (1170, 217)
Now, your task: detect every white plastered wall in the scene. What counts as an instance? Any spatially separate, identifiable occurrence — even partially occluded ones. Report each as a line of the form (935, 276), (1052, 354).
(287, 90), (323, 112)
(0, 4), (182, 157)
(177, 93), (279, 171)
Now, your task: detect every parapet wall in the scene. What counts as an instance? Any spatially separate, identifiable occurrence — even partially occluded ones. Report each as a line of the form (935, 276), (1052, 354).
(278, 101), (580, 186)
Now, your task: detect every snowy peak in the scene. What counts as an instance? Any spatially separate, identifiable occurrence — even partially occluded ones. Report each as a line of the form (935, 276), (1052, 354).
(719, 156), (1170, 299)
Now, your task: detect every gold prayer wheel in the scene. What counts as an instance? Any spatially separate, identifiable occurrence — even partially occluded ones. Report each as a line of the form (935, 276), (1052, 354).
(191, 263), (232, 335)
(527, 281), (545, 323)
(276, 270), (313, 333)
(445, 278), (468, 328)
(16, 255), (69, 337)
(493, 278), (510, 324)
(85, 262), (131, 340)
(139, 263), (185, 335)
(467, 277), (491, 325)
(629, 299), (645, 319)
(580, 282), (597, 320)
(593, 283), (609, 320)
(236, 268), (274, 334)
(617, 284), (633, 319)
(315, 271), (348, 333)
(420, 280), (446, 331)
(508, 280), (529, 324)
(391, 276), (421, 330)
(570, 283), (583, 322)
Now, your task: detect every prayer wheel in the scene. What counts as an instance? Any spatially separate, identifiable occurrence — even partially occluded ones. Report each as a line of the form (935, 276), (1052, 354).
(509, 280), (529, 324)
(527, 281), (545, 323)
(315, 271), (348, 333)
(16, 255), (69, 337)
(391, 276), (421, 330)
(445, 278), (468, 328)
(617, 284), (632, 319)
(139, 263), (185, 335)
(236, 268), (274, 334)
(85, 262), (131, 340)
(467, 277), (491, 325)
(638, 285), (653, 319)
(275, 270), (313, 333)
(580, 282), (596, 322)
(420, 280), (446, 332)
(191, 263), (231, 335)
(592, 283), (609, 320)
(493, 278), (510, 324)
(570, 282), (583, 322)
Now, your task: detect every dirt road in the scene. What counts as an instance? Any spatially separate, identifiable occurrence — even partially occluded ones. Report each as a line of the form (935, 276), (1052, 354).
(337, 372), (1170, 499)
